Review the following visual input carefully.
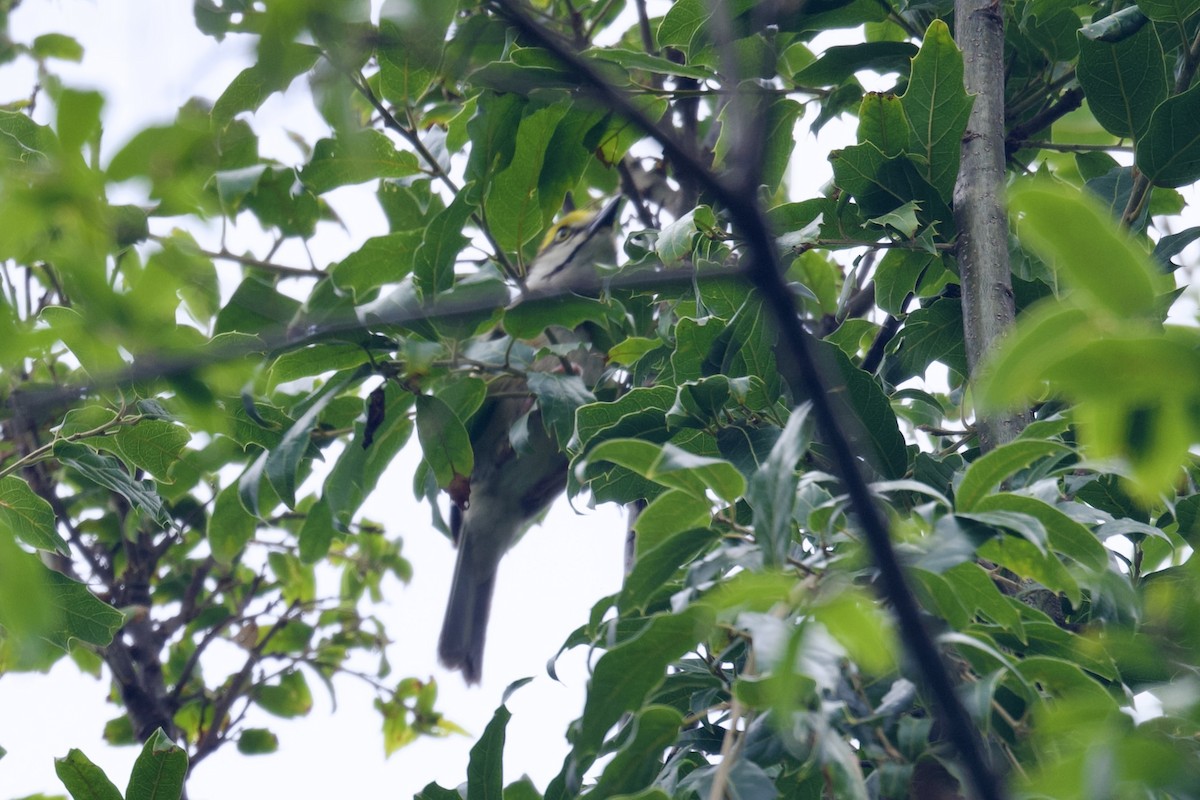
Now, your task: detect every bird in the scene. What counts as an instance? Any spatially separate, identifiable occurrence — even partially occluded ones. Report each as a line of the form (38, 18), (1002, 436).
(437, 197), (622, 683)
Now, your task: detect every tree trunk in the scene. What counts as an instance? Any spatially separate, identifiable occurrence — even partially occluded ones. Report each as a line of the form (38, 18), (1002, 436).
(954, 0), (1030, 451)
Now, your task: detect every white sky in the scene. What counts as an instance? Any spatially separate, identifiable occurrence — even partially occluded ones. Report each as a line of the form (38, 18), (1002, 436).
(0, 2), (866, 798)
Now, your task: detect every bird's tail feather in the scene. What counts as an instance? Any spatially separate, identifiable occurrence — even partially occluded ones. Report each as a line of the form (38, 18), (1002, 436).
(437, 525), (504, 684)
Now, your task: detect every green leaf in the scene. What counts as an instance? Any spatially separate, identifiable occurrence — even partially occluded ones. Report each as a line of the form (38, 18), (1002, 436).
(714, 99), (802, 191)
(379, 0), (457, 102)
(253, 669), (314, 718)
(0, 109), (60, 166)
(331, 231), (423, 300)
(590, 706), (684, 800)
(211, 43), (320, 128)
(829, 143), (952, 228)
(1076, 24), (1167, 139)
(585, 47), (715, 79)
(794, 41), (917, 86)
(976, 534), (1081, 605)
(873, 250), (948, 314)
(125, 729), (187, 800)
(300, 130), (422, 194)
(633, 490), (713, 552)
(298, 498), (338, 564)
(973, 494), (1108, 571)
(265, 367), (367, 509)
(656, 206), (715, 266)
(214, 275), (301, 336)
(415, 393), (474, 489)
(112, 420), (189, 483)
(413, 191), (474, 296)
(325, 384), (415, 532)
(552, 605), (716, 797)
(975, 303), (1092, 409)
(608, 336), (661, 366)
(957, 509), (1050, 553)
(1135, 0), (1200, 22)
(268, 343), (372, 389)
(486, 103), (570, 252)
(54, 442), (172, 528)
(858, 92), (912, 158)
(956, 439), (1074, 511)
(656, 0), (710, 53)
(504, 295), (610, 340)
(748, 405), (811, 566)
(0, 476), (69, 554)
(584, 439), (745, 503)
(620, 527), (720, 613)
(56, 88), (103, 152)
(813, 340), (910, 479)
(43, 570), (124, 649)
(898, 20), (974, 200)
(527, 372), (595, 444)
(467, 703), (510, 800)
(575, 386), (678, 452)
(55, 749), (123, 800)
(1009, 180), (1158, 316)
(1135, 81), (1200, 188)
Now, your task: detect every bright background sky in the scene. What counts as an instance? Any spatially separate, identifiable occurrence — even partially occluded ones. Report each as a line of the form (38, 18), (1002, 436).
(0, 2), (853, 798)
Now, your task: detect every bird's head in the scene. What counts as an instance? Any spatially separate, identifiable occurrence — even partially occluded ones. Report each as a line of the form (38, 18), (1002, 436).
(523, 197), (622, 292)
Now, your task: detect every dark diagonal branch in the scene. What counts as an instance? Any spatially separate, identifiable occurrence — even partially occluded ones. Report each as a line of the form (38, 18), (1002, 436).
(486, 2), (1005, 798)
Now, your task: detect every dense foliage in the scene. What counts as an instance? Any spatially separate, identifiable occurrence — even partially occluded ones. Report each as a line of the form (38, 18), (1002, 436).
(4, 0), (1200, 798)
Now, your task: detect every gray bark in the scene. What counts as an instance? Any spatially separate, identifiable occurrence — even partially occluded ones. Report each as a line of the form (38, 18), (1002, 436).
(954, 0), (1030, 451)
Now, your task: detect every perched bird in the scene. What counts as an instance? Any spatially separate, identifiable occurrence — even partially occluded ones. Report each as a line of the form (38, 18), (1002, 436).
(438, 197), (622, 683)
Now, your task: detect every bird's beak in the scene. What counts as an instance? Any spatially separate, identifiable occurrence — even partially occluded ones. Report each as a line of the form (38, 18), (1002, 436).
(586, 196), (623, 238)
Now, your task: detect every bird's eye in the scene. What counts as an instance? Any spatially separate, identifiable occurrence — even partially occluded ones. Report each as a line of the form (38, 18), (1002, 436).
(554, 226), (573, 242)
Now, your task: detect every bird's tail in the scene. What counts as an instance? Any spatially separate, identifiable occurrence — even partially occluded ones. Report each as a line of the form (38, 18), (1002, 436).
(437, 518), (506, 684)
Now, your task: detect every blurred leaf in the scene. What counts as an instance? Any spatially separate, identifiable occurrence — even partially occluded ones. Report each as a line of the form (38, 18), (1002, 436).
(32, 33), (84, 62)
(208, 483), (258, 566)
(1135, 0), (1200, 22)
(236, 728), (280, 755)
(253, 669), (313, 718)
(1010, 180), (1158, 316)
